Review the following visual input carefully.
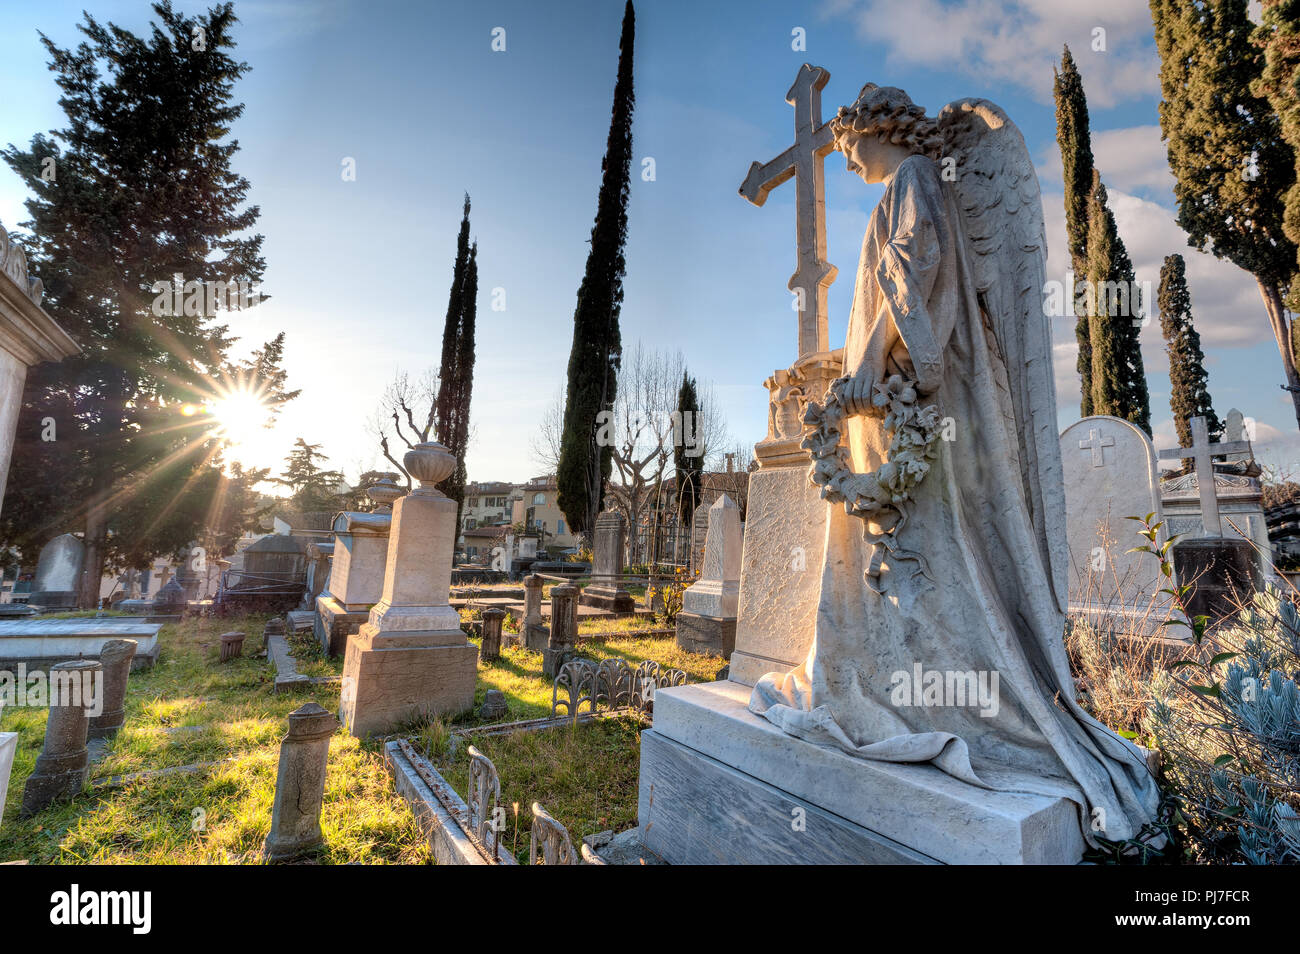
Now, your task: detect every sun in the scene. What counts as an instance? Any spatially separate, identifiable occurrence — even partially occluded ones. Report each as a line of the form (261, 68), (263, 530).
(207, 386), (273, 447)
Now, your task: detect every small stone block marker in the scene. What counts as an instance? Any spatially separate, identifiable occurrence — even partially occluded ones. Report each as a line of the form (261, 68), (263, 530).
(479, 688), (508, 721)
(87, 638), (137, 740)
(20, 659), (101, 817)
(544, 584), (579, 678)
(263, 702), (338, 862)
(219, 631), (246, 663)
(480, 607), (505, 661)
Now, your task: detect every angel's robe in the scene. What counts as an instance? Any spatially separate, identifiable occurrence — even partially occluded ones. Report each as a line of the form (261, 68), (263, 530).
(750, 153), (1161, 845)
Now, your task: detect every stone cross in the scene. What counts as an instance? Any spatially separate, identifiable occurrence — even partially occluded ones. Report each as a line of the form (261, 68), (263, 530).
(1158, 415), (1252, 537)
(1078, 427), (1115, 468)
(739, 63), (838, 358)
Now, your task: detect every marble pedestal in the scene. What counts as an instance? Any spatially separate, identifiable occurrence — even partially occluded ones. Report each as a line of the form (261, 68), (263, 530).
(674, 611), (736, 658)
(638, 680), (1086, 865)
(315, 594), (368, 657)
(340, 609), (478, 738)
(339, 470), (478, 739)
(728, 466), (830, 685)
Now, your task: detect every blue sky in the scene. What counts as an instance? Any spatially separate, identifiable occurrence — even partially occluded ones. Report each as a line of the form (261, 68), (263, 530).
(1, 0), (1295, 485)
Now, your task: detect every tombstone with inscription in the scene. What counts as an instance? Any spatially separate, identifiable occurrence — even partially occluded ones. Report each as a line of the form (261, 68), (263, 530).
(676, 494), (743, 657)
(29, 534), (85, 611)
(1059, 416), (1169, 616)
(579, 511), (635, 613)
(1158, 416), (1265, 619)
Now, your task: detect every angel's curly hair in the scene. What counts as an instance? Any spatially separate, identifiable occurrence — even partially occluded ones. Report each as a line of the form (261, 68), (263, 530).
(829, 84), (945, 160)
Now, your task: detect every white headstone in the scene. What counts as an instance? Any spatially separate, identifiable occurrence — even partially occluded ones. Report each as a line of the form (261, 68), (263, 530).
(682, 494), (743, 619)
(31, 534), (85, 609)
(328, 512), (391, 611)
(1060, 416), (1165, 608)
(0, 720), (15, 826)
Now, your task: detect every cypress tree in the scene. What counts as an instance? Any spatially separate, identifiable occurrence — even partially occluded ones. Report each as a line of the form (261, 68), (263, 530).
(674, 372), (703, 524)
(1152, 0), (1300, 430)
(1159, 254), (1221, 471)
(1054, 45), (1097, 416)
(1253, 1), (1300, 300)
(556, 1), (635, 537)
(1086, 171), (1151, 434)
(434, 195), (476, 532)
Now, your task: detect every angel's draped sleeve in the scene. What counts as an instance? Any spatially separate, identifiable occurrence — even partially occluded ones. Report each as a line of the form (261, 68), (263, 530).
(852, 155), (957, 396)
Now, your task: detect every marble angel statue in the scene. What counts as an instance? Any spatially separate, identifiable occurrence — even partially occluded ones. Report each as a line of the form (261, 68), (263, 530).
(749, 84), (1162, 846)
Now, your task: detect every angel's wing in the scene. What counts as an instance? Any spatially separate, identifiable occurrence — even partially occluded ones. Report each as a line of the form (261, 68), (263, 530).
(938, 98), (1068, 613)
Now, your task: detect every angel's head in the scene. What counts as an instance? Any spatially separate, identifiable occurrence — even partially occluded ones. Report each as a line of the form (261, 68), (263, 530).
(831, 84), (944, 184)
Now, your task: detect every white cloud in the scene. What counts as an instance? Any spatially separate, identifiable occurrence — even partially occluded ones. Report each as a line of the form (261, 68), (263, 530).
(1038, 125), (1176, 200)
(825, 0), (1160, 107)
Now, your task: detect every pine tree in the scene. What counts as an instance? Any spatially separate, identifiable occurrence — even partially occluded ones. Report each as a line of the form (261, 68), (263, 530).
(434, 195), (476, 532)
(1159, 254), (1221, 471)
(557, 0), (635, 538)
(0, 2), (266, 606)
(1152, 0), (1300, 430)
(674, 372), (703, 524)
(1086, 172), (1151, 434)
(278, 439), (345, 515)
(1054, 45), (1097, 416)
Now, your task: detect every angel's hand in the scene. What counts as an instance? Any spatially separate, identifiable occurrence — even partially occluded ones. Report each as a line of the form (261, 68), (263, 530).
(840, 370), (882, 418)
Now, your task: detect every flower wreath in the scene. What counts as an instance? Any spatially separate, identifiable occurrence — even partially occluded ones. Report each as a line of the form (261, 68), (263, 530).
(801, 373), (942, 537)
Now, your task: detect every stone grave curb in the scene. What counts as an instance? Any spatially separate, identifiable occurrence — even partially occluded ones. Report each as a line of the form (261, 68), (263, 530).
(267, 633), (341, 694)
(384, 740), (515, 865)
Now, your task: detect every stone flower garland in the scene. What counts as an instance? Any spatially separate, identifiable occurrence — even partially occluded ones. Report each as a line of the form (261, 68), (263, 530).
(802, 373), (942, 532)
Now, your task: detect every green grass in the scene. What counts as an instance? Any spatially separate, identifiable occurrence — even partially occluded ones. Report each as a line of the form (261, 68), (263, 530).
(410, 631), (724, 861)
(438, 717), (644, 864)
(1, 613), (724, 864)
(0, 613), (427, 864)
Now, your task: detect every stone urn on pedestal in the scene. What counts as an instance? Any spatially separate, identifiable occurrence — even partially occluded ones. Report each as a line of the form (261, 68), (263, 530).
(366, 474), (405, 514)
(340, 442), (478, 738)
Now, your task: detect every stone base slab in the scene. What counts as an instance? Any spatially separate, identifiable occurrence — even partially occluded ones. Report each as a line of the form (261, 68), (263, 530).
(640, 680), (1086, 865)
(0, 620), (161, 671)
(580, 584), (636, 614)
(315, 595), (368, 657)
(674, 611), (736, 659)
(339, 627), (477, 739)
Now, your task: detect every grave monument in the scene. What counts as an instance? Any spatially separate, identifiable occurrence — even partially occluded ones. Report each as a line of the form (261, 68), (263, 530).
(638, 70), (1161, 865)
(29, 534), (85, 612)
(676, 494), (742, 657)
(1157, 416), (1265, 619)
(339, 442), (477, 738)
(579, 510), (635, 613)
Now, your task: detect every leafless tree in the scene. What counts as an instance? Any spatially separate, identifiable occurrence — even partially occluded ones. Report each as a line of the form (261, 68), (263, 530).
(371, 369), (439, 490)
(530, 384), (565, 474)
(601, 343), (728, 564)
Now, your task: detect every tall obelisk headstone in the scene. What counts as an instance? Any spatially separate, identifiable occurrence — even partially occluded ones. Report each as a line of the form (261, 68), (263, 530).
(729, 64), (843, 685)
